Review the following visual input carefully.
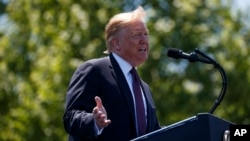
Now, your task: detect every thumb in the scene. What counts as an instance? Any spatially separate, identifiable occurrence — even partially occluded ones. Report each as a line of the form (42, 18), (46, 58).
(95, 96), (103, 108)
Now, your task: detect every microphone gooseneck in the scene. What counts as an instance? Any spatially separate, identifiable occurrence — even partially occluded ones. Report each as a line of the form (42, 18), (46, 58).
(167, 48), (228, 114)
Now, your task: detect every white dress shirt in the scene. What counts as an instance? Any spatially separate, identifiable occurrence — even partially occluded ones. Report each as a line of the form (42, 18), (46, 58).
(95, 53), (148, 135)
(112, 53), (148, 125)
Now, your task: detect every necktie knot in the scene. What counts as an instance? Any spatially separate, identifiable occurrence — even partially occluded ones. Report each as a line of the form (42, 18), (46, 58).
(130, 67), (139, 82)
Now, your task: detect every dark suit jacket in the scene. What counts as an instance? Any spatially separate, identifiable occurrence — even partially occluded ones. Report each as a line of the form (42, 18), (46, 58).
(63, 53), (160, 141)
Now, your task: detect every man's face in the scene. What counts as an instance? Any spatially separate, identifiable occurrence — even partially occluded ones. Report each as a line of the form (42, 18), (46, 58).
(116, 20), (149, 67)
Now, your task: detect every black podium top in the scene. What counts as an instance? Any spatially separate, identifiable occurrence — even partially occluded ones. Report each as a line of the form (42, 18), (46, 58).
(131, 113), (233, 141)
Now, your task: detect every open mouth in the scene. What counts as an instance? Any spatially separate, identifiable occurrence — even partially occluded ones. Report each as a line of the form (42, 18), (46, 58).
(138, 48), (146, 52)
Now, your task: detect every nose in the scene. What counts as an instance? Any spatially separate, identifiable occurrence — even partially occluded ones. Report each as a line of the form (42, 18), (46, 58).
(140, 35), (148, 44)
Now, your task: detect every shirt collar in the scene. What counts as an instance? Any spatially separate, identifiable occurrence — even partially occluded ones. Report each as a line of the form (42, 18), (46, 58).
(112, 53), (133, 76)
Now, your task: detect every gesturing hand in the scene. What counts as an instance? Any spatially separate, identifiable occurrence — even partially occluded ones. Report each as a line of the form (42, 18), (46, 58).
(92, 96), (111, 129)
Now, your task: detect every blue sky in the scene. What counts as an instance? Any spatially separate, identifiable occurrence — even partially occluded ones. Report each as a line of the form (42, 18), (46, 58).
(233, 0), (250, 12)
(232, 0), (250, 28)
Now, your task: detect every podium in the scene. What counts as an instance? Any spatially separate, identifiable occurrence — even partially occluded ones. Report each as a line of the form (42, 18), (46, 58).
(131, 113), (233, 141)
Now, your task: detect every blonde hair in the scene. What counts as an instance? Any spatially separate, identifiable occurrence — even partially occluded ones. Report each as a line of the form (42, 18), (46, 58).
(104, 6), (146, 53)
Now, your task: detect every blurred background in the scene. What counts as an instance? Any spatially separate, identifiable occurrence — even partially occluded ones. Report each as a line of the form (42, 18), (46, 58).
(0, 0), (249, 140)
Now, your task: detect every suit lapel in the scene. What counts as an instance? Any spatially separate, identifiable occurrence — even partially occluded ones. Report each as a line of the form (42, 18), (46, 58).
(108, 54), (155, 133)
(140, 81), (152, 131)
(108, 54), (137, 123)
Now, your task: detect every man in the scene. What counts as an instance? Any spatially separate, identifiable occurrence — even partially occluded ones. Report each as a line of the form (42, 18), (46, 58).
(63, 6), (161, 141)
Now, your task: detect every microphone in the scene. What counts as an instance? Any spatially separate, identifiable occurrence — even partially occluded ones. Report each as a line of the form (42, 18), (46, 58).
(167, 48), (228, 114)
(167, 48), (198, 62)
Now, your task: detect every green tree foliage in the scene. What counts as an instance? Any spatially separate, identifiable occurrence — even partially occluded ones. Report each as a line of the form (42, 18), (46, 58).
(0, 0), (120, 140)
(143, 0), (250, 125)
(0, 0), (249, 140)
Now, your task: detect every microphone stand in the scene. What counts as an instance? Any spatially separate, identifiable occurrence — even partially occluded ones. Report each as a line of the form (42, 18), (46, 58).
(194, 48), (228, 114)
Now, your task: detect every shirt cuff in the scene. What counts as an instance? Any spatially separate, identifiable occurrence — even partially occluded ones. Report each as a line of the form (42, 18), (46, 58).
(94, 120), (104, 135)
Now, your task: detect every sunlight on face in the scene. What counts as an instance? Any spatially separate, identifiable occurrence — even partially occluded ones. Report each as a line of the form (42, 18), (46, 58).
(116, 20), (149, 67)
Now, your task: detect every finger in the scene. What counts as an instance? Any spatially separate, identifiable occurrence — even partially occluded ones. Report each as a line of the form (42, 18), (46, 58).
(99, 119), (111, 128)
(104, 119), (111, 125)
(95, 113), (110, 123)
(95, 114), (111, 128)
(92, 107), (99, 115)
(103, 119), (111, 127)
(93, 109), (106, 120)
(99, 114), (111, 124)
(95, 96), (103, 108)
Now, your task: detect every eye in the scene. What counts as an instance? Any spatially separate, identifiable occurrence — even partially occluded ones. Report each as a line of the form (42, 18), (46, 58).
(131, 31), (148, 38)
(133, 33), (140, 37)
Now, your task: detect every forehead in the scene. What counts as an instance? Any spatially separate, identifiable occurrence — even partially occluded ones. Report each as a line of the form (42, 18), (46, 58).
(127, 21), (148, 32)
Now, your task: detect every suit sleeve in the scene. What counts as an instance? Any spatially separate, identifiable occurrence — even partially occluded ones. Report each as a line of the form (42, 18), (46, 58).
(63, 62), (99, 140)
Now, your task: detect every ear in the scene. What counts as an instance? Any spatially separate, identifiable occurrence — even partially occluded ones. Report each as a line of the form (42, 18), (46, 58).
(111, 38), (121, 50)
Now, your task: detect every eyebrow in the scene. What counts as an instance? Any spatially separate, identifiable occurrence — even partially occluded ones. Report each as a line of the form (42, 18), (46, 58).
(131, 30), (149, 35)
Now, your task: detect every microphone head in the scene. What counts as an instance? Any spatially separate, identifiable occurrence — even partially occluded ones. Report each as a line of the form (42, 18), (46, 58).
(167, 48), (182, 59)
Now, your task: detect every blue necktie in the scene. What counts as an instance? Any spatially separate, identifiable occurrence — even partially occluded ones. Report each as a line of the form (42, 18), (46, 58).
(130, 67), (146, 136)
